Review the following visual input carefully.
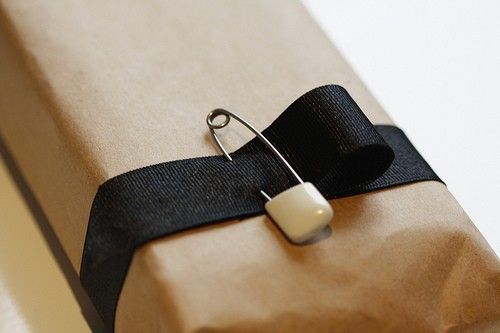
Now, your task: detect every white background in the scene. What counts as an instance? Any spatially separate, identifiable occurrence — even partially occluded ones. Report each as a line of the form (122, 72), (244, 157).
(303, 0), (500, 255)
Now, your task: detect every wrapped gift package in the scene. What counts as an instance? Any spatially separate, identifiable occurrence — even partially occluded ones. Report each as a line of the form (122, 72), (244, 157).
(1, 0), (499, 332)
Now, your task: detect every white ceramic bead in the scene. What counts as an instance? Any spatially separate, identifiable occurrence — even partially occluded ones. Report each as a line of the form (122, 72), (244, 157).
(264, 182), (333, 243)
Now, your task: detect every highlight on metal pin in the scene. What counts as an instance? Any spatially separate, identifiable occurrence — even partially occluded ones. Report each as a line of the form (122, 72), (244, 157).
(206, 108), (334, 244)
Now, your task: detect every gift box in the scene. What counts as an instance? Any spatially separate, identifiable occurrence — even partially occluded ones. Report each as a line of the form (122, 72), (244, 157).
(0, 0), (499, 332)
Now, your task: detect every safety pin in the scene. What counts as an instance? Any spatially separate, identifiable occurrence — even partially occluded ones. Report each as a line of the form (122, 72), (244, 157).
(206, 108), (333, 243)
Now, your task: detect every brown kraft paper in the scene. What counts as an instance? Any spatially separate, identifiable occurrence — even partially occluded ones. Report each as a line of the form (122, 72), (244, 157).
(0, 0), (498, 332)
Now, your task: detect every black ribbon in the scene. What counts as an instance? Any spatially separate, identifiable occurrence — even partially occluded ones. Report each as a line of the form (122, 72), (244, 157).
(80, 85), (441, 329)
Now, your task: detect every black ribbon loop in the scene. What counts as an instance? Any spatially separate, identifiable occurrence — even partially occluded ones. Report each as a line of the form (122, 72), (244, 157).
(80, 85), (441, 329)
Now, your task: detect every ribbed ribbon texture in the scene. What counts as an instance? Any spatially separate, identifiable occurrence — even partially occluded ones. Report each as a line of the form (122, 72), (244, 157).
(80, 85), (441, 330)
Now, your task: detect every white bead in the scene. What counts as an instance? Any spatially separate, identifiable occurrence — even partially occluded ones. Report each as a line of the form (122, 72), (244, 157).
(264, 182), (333, 243)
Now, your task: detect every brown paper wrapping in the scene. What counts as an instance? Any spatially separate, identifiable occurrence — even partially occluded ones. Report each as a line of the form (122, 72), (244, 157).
(0, 0), (498, 332)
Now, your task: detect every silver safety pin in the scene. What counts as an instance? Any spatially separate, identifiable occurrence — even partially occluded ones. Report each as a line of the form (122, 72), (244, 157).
(206, 108), (333, 243)
(206, 108), (303, 200)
